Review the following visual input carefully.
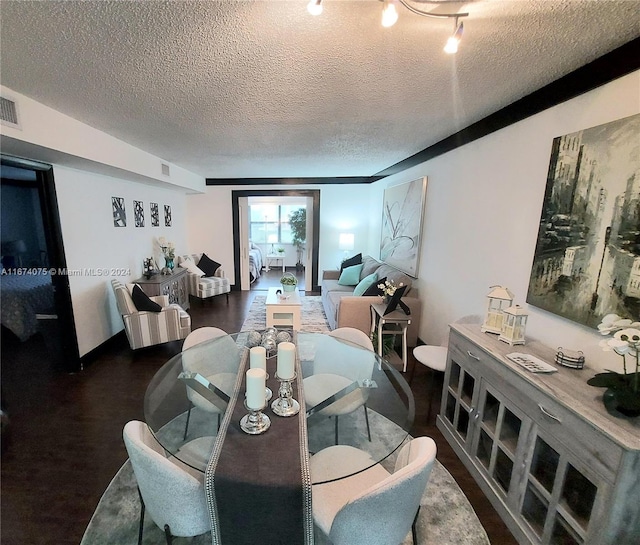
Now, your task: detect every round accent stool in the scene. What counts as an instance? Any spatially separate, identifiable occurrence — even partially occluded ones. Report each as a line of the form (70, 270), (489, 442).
(412, 345), (448, 422)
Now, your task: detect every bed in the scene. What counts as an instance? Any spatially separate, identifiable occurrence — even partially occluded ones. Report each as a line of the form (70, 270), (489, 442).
(0, 271), (55, 341)
(249, 243), (263, 283)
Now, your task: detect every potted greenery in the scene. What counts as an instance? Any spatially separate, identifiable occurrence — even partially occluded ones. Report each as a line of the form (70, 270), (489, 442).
(280, 272), (298, 292)
(587, 314), (640, 417)
(289, 208), (306, 272)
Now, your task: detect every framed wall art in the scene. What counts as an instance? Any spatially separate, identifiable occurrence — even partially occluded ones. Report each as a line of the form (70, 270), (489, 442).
(150, 202), (159, 227)
(134, 200), (144, 227)
(526, 113), (640, 328)
(112, 197), (126, 227)
(164, 205), (172, 227)
(380, 177), (427, 277)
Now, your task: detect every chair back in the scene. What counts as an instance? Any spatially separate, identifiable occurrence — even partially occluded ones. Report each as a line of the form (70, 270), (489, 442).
(313, 331), (375, 383)
(111, 279), (137, 316)
(122, 420), (210, 538)
(329, 437), (437, 545)
(329, 327), (374, 351)
(182, 327), (239, 375)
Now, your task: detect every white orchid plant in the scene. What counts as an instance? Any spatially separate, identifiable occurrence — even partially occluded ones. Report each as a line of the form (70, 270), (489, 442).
(157, 237), (175, 259)
(588, 313), (640, 415)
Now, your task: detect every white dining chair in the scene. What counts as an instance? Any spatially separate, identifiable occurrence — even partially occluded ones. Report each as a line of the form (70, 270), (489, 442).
(304, 328), (375, 444)
(181, 326), (238, 439)
(311, 436), (437, 545)
(123, 420), (211, 545)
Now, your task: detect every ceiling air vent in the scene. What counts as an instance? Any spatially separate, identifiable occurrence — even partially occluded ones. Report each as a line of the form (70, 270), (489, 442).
(0, 96), (21, 129)
(161, 163), (170, 177)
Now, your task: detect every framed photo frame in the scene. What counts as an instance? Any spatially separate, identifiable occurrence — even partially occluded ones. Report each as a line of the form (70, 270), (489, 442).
(383, 285), (408, 315)
(380, 177), (427, 277)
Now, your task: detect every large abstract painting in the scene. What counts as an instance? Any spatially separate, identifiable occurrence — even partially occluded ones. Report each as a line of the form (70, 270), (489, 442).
(527, 113), (640, 328)
(380, 177), (427, 277)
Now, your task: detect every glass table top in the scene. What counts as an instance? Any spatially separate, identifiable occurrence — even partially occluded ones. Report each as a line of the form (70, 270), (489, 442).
(144, 330), (414, 484)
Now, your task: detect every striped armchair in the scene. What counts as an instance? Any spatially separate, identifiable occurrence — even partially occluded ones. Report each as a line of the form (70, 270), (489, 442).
(111, 279), (191, 350)
(176, 253), (231, 303)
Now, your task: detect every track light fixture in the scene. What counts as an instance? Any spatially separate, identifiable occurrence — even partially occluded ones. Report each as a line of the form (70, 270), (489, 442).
(444, 18), (464, 54)
(306, 0), (469, 53)
(307, 0), (323, 16)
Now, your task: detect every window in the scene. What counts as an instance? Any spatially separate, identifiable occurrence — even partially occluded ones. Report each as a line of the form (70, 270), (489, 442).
(249, 204), (304, 244)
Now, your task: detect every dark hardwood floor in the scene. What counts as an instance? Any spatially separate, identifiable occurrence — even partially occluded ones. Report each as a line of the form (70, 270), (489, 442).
(0, 288), (517, 545)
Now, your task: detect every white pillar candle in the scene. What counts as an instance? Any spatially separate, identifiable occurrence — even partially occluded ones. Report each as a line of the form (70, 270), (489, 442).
(246, 368), (266, 410)
(277, 342), (296, 380)
(249, 346), (267, 371)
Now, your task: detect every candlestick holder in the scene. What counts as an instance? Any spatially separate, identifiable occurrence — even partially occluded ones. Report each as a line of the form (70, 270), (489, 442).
(240, 400), (271, 435)
(271, 371), (300, 417)
(265, 372), (273, 402)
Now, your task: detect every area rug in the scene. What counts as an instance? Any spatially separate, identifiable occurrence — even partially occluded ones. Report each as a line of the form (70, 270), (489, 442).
(81, 412), (489, 545)
(241, 295), (330, 333)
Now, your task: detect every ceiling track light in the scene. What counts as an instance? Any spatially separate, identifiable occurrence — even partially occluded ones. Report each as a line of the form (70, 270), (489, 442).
(307, 0), (323, 16)
(379, 0), (468, 53)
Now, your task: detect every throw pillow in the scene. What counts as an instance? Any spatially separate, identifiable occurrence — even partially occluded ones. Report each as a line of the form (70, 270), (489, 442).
(338, 263), (364, 286)
(179, 258), (205, 277)
(340, 253), (362, 272)
(198, 253), (221, 277)
(363, 276), (386, 296)
(131, 285), (162, 313)
(353, 272), (378, 296)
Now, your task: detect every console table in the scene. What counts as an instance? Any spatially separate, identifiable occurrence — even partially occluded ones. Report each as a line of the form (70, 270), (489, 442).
(133, 268), (189, 310)
(437, 323), (640, 545)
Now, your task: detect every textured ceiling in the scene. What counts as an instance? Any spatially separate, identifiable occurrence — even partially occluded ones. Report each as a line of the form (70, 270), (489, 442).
(0, 0), (638, 178)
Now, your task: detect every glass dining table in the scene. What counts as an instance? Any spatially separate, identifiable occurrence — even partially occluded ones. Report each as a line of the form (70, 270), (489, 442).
(144, 330), (415, 484)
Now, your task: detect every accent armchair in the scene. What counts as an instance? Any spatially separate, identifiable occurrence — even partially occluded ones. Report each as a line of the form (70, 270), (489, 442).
(176, 253), (231, 303)
(111, 279), (191, 350)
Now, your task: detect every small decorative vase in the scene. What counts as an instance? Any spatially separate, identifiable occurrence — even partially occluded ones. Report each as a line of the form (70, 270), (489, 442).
(165, 257), (174, 271)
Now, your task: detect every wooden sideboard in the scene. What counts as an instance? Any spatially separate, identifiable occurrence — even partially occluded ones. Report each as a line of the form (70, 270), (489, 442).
(436, 323), (640, 545)
(133, 268), (189, 310)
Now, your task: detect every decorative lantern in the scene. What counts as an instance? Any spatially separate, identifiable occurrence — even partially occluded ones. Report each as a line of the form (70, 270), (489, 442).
(481, 285), (514, 334)
(499, 305), (528, 346)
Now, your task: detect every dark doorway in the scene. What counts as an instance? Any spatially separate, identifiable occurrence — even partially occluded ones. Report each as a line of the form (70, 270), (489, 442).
(1, 156), (80, 373)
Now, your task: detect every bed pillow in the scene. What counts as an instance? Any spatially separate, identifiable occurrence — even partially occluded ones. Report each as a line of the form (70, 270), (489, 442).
(338, 263), (364, 286)
(353, 272), (378, 296)
(179, 258), (206, 277)
(363, 276), (386, 296)
(131, 285), (162, 312)
(197, 253), (221, 277)
(340, 253), (362, 273)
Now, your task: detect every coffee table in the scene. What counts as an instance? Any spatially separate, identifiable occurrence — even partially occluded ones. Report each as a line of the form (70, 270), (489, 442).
(265, 286), (302, 330)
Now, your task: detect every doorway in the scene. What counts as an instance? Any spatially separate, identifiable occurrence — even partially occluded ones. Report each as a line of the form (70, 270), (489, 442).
(232, 190), (320, 292)
(0, 156), (80, 373)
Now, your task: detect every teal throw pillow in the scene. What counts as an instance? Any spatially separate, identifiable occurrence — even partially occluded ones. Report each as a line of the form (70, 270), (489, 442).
(338, 263), (364, 286)
(353, 272), (378, 296)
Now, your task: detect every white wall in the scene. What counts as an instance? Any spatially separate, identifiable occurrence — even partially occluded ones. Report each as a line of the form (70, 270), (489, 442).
(186, 184), (374, 282)
(54, 166), (187, 356)
(370, 71), (640, 373)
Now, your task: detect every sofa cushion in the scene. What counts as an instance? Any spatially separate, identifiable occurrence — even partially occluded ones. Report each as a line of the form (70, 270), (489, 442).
(131, 285), (162, 313)
(340, 253), (362, 272)
(353, 272), (378, 296)
(198, 253), (221, 277)
(363, 275), (386, 296)
(180, 257), (205, 276)
(338, 263), (363, 286)
(360, 255), (382, 279)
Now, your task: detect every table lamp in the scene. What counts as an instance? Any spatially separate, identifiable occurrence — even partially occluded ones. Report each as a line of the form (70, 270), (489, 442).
(339, 233), (355, 261)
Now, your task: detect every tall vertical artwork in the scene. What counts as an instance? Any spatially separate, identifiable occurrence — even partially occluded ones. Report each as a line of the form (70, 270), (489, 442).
(150, 202), (159, 227)
(164, 205), (172, 227)
(112, 197), (126, 227)
(134, 200), (145, 227)
(380, 177), (427, 277)
(527, 114), (640, 328)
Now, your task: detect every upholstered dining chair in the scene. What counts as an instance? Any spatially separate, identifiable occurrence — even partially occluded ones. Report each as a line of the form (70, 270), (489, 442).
(311, 436), (437, 545)
(304, 327), (375, 444)
(181, 327), (239, 439)
(123, 420), (211, 545)
(111, 279), (191, 350)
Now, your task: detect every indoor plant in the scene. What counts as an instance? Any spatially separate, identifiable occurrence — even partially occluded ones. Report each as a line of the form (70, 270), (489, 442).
(289, 208), (306, 272)
(280, 272), (298, 292)
(587, 314), (640, 417)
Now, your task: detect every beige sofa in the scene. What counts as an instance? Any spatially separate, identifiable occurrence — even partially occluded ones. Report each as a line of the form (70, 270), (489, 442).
(321, 255), (421, 346)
